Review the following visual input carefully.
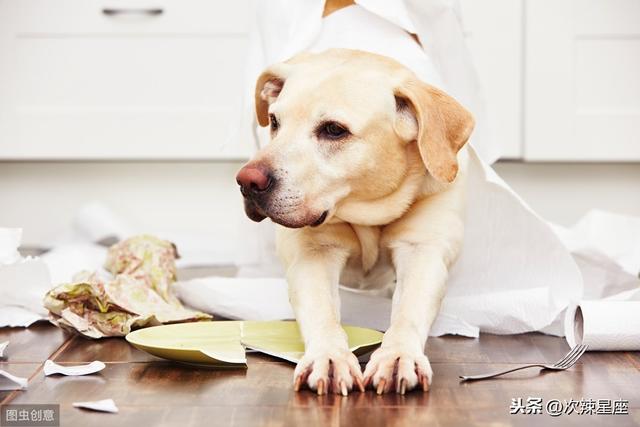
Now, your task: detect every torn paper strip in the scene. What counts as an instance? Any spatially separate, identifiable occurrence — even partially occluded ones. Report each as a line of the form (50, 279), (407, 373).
(0, 227), (51, 327)
(0, 369), (28, 391)
(0, 341), (8, 358)
(0, 306), (43, 328)
(0, 257), (51, 318)
(43, 360), (106, 376)
(72, 399), (118, 413)
(0, 228), (22, 264)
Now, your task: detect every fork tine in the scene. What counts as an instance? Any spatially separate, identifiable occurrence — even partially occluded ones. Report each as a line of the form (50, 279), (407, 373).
(557, 346), (585, 369)
(564, 343), (586, 362)
(562, 345), (587, 369)
(555, 345), (587, 369)
(552, 345), (581, 368)
(553, 345), (583, 368)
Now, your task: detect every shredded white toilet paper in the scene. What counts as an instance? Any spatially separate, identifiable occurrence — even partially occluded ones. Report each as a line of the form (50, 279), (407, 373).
(0, 229), (51, 327)
(43, 360), (106, 376)
(72, 399), (118, 414)
(0, 341), (8, 358)
(0, 369), (28, 391)
(175, 204), (640, 343)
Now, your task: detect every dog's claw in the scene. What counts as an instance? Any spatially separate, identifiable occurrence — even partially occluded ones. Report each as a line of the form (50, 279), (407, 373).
(364, 347), (433, 395)
(294, 348), (363, 396)
(398, 378), (407, 395)
(340, 380), (348, 396)
(293, 366), (311, 392)
(363, 375), (372, 389)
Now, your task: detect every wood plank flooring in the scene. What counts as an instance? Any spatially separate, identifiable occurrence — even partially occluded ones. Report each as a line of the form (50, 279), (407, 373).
(2, 323), (639, 426)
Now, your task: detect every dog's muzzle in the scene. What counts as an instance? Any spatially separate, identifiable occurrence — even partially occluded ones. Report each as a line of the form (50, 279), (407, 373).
(235, 164), (329, 228)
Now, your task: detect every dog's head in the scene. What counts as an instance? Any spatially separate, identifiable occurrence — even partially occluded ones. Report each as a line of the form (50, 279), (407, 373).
(236, 49), (474, 228)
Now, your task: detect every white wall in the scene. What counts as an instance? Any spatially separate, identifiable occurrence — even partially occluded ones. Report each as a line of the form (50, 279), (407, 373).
(2, 160), (639, 249)
(494, 162), (640, 226)
(0, 161), (247, 248)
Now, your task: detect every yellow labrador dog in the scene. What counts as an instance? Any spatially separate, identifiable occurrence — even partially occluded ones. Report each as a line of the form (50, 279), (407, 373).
(236, 48), (474, 395)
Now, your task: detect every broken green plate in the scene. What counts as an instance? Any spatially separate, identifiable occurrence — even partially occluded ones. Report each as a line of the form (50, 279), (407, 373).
(125, 320), (383, 368)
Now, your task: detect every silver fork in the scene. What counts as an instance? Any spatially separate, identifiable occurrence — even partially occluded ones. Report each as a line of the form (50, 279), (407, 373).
(459, 344), (588, 381)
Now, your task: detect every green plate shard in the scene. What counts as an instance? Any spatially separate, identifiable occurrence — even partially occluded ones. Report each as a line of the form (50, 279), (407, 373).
(125, 320), (383, 367)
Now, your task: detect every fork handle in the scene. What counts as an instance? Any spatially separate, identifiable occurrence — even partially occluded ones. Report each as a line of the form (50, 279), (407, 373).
(459, 364), (548, 381)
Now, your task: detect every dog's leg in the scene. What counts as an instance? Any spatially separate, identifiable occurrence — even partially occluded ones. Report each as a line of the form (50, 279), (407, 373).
(280, 229), (365, 395)
(363, 185), (465, 394)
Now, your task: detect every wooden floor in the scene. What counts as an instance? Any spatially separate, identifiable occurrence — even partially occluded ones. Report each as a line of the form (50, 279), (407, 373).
(1, 323), (639, 426)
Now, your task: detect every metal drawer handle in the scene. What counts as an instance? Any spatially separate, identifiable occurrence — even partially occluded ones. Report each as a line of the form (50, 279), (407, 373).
(102, 8), (163, 16)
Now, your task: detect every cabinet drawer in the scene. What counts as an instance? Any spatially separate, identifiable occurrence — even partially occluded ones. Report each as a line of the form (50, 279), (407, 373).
(5, 0), (250, 35)
(0, 0), (253, 160)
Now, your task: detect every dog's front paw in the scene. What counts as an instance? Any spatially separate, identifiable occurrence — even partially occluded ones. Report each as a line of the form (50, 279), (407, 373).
(293, 347), (365, 396)
(363, 346), (433, 394)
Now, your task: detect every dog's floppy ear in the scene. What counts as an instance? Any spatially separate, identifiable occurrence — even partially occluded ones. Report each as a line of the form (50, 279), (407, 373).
(254, 64), (290, 127)
(394, 78), (475, 183)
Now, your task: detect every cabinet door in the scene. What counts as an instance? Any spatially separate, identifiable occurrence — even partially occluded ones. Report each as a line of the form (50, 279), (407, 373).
(0, 0), (252, 160)
(525, 0), (640, 161)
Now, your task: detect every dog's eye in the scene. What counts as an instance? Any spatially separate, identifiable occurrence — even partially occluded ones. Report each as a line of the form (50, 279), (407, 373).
(269, 114), (279, 132)
(318, 121), (349, 140)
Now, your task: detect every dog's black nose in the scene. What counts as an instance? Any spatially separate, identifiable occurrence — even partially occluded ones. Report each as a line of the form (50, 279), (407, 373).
(236, 165), (273, 195)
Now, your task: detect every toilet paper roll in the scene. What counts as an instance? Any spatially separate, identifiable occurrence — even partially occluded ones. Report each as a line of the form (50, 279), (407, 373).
(565, 301), (640, 350)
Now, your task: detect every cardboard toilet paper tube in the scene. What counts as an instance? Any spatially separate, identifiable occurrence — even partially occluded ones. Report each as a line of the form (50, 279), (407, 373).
(565, 301), (640, 350)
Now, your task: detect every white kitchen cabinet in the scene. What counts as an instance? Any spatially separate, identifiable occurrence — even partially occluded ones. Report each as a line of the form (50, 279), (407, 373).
(525, 0), (640, 161)
(0, 0), (252, 160)
(2, 1), (638, 162)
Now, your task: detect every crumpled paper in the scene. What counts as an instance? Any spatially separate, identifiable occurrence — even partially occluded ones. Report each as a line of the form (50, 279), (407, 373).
(44, 235), (211, 338)
(104, 235), (181, 307)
